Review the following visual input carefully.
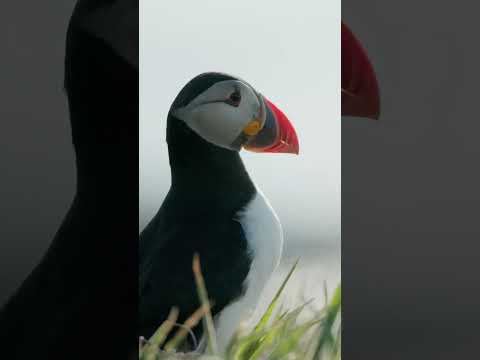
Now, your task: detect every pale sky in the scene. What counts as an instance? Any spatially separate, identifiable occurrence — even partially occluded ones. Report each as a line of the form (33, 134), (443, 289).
(140, 0), (340, 255)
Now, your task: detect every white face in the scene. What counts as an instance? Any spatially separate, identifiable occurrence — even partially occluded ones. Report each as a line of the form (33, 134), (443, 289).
(171, 80), (267, 151)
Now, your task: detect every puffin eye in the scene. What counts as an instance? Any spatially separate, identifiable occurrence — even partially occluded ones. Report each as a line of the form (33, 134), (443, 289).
(227, 90), (241, 107)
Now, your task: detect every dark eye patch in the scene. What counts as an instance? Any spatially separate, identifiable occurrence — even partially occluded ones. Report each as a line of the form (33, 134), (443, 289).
(226, 90), (242, 107)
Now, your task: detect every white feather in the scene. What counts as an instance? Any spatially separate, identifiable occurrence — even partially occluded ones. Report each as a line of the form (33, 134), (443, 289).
(214, 188), (283, 352)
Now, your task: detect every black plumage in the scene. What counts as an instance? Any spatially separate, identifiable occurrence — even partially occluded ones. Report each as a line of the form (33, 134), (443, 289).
(139, 73), (257, 344)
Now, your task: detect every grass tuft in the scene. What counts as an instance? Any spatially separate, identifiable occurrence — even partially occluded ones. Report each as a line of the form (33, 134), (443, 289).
(139, 258), (341, 360)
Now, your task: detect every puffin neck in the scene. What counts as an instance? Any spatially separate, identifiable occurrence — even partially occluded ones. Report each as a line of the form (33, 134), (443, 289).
(167, 115), (256, 202)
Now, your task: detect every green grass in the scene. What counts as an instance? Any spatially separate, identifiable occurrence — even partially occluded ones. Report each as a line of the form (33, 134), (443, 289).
(139, 257), (341, 360)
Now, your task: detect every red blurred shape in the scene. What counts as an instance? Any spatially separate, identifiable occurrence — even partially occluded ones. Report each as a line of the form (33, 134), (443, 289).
(342, 22), (380, 119)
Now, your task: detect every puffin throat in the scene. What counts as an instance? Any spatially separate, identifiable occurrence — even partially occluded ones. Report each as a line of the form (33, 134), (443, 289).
(166, 115), (255, 202)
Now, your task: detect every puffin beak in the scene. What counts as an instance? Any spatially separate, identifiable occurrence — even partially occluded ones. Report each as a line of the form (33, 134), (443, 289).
(342, 22), (380, 119)
(244, 96), (299, 154)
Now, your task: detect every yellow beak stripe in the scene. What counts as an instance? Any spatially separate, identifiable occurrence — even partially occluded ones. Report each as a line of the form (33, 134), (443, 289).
(243, 119), (262, 136)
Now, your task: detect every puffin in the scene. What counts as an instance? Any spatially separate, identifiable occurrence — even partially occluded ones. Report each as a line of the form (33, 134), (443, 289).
(0, 1), (138, 359)
(139, 72), (299, 350)
(140, 22), (380, 351)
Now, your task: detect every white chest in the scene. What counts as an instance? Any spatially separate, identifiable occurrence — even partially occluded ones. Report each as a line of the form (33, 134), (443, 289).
(214, 188), (283, 351)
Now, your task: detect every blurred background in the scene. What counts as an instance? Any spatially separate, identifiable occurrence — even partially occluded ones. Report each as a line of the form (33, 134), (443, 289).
(140, 0), (341, 310)
(343, 2), (480, 358)
(0, 1), (76, 304)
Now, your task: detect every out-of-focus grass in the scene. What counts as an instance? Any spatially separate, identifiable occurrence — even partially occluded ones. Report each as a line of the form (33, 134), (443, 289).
(139, 257), (341, 360)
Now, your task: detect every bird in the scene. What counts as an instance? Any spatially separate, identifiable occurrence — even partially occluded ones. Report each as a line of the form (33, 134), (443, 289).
(0, 1), (138, 359)
(138, 72), (300, 351)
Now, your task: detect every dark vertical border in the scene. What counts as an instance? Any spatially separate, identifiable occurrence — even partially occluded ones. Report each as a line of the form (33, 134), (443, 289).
(0, 2), (139, 359)
(343, 2), (479, 359)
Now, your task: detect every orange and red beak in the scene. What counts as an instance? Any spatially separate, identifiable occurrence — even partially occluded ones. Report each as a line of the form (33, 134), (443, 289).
(243, 22), (377, 155)
(342, 22), (380, 120)
(244, 96), (299, 155)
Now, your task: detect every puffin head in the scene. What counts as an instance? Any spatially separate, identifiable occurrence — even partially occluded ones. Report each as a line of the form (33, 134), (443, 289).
(168, 72), (299, 155)
(65, 0), (138, 145)
(63, 0), (138, 200)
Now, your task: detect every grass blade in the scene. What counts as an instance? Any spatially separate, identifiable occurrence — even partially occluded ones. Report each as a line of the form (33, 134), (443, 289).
(164, 300), (215, 351)
(193, 253), (219, 356)
(313, 283), (341, 359)
(252, 259), (299, 333)
(140, 307), (179, 360)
